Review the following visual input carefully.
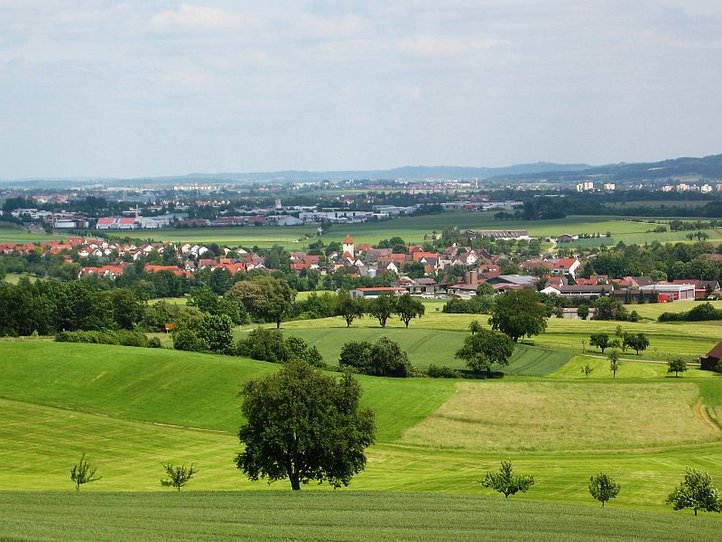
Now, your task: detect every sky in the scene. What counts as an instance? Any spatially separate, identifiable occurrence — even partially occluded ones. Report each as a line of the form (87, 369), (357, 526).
(1, 0), (721, 179)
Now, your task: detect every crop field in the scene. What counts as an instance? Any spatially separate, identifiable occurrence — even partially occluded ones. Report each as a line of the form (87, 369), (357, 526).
(112, 226), (316, 248)
(106, 213), (716, 249)
(0, 223), (65, 243)
(401, 381), (715, 452)
(278, 326), (571, 374)
(1, 492), (720, 542)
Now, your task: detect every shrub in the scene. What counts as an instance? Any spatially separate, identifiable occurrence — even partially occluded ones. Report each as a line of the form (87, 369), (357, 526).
(426, 364), (459, 378)
(172, 329), (207, 352)
(147, 336), (162, 348)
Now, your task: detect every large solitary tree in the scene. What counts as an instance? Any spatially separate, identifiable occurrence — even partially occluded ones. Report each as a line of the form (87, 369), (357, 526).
(235, 360), (375, 490)
(455, 328), (515, 376)
(489, 289), (548, 342)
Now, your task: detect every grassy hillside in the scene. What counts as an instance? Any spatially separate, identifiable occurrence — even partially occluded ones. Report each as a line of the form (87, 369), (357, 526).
(1, 491), (719, 542)
(0, 341), (453, 441)
(279, 326), (571, 374)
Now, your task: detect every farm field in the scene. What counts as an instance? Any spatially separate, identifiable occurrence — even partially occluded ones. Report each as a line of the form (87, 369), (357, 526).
(0, 223), (65, 243)
(110, 225), (316, 248)
(0, 340), (720, 513)
(1, 491), (719, 542)
(277, 309), (721, 362)
(107, 213), (716, 249)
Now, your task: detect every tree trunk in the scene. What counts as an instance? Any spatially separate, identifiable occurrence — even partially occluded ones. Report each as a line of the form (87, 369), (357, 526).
(289, 471), (301, 491)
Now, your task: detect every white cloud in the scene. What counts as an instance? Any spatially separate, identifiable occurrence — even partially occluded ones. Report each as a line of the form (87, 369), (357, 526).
(398, 35), (499, 56)
(149, 4), (246, 32)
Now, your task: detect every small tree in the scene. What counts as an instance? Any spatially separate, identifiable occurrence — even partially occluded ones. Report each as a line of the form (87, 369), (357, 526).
(589, 333), (611, 354)
(581, 363), (593, 379)
(70, 453), (101, 491)
(666, 467), (722, 516)
(608, 350), (621, 378)
(577, 305), (589, 320)
(161, 463), (196, 491)
(395, 294), (425, 328)
(481, 459), (534, 498)
(336, 292), (365, 327)
(366, 294), (396, 328)
(667, 357), (688, 377)
(468, 320), (482, 335)
(589, 473), (621, 507)
(623, 333), (649, 355)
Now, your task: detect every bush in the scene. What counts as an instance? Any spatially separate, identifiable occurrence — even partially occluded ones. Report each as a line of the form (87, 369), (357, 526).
(339, 337), (414, 377)
(426, 364), (459, 378)
(147, 337), (162, 348)
(55, 329), (150, 348)
(116, 330), (149, 347)
(172, 329), (207, 352)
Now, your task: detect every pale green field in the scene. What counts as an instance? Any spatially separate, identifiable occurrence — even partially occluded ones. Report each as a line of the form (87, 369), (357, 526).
(107, 213), (718, 249)
(0, 223), (65, 243)
(629, 300), (722, 320)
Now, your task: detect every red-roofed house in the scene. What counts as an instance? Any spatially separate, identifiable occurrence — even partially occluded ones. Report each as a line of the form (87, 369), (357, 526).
(552, 258), (581, 279)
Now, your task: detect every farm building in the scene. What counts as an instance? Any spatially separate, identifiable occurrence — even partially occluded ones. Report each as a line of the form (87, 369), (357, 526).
(638, 283), (695, 302)
(351, 287), (406, 298)
(699, 342), (722, 371)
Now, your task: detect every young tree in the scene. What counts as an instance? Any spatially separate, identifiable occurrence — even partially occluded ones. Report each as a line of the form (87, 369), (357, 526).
(667, 467), (722, 516)
(581, 363), (594, 378)
(367, 337), (414, 377)
(455, 329), (515, 377)
(366, 294), (396, 328)
(489, 289), (548, 342)
(236, 360), (375, 490)
(468, 319), (483, 335)
(667, 357), (688, 377)
(161, 463), (196, 491)
(395, 294), (425, 328)
(608, 350), (621, 378)
(589, 473), (621, 507)
(576, 305), (590, 320)
(623, 333), (650, 355)
(481, 459), (535, 498)
(589, 333), (611, 354)
(335, 292), (365, 327)
(70, 453), (101, 491)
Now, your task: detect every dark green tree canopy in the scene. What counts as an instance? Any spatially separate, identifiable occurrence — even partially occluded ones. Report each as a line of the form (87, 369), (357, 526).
(236, 360), (375, 490)
(455, 328), (515, 376)
(228, 276), (296, 328)
(395, 294), (425, 328)
(366, 294), (396, 328)
(489, 289), (548, 342)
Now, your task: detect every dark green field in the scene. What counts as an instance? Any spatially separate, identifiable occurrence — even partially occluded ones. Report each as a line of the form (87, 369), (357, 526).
(1, 491), (718, 542)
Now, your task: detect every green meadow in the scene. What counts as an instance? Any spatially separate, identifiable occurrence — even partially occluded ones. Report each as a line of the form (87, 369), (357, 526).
(0, 223), (65, 243)
(110, 213), (715, 249)
(2, 304), (722, 539)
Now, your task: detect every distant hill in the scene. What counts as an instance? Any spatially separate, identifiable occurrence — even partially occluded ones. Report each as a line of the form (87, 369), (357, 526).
(488, 153), (722, 184)
(2, 153), (722, 187)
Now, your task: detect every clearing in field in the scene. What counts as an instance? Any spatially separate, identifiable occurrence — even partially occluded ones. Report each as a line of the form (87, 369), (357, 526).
(401, 381), (718, 452)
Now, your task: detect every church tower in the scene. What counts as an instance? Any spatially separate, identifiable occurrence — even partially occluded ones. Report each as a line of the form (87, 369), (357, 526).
(342, 234), (354, 258)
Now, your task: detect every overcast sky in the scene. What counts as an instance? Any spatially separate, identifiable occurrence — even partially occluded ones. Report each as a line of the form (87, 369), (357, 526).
(1, 1), (721, 178)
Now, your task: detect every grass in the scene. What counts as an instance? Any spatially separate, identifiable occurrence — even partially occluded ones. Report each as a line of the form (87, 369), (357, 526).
(0, 341), (453, 442)
(2, 491), (720, 542)
(102, 213), (713, 248)
(0, 222), (65, 243)
(275, 325), (571, 374)
(400, 381), (716, 452)
(627, 300), (722, 321)
(0, 340), (721, 515)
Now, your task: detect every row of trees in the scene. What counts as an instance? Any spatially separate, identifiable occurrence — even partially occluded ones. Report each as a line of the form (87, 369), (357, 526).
(589, 332), (650, 355)
(481, 461), (721, 515)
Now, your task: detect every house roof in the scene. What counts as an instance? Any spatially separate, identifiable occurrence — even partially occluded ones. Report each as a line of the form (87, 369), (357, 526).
(703, 341), (722, 360)
(343, 235), (353, 243)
